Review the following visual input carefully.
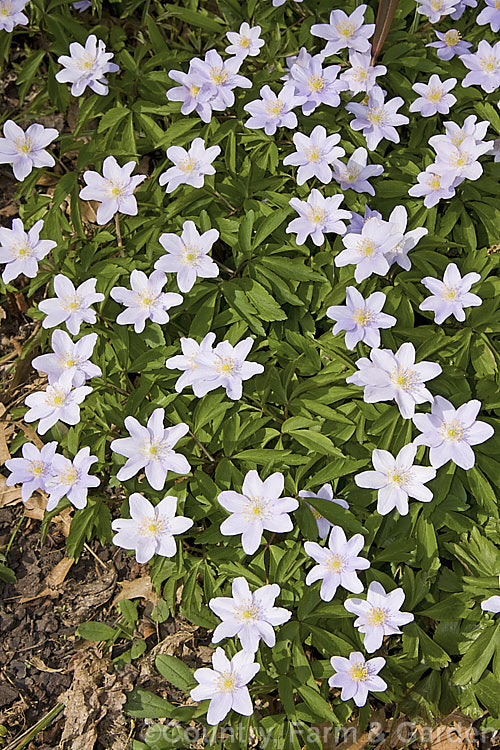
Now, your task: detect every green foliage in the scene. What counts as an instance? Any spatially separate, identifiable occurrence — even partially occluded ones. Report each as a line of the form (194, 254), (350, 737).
(2, 0), (500, 745)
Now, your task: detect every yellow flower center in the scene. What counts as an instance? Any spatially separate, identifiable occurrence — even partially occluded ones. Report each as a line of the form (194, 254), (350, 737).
(430, 0), (443, 9)
(265, 99), (284, 117)
(217, 673), (237, 693)
(440, 418), (464, 442)
(327, 554), (344, 573)
(307, 208), (325, 224)
(14, 243), (31, 258)
(358, 239), (376, 257)
(179, 156), (196, 173)
(353, 309), (372, 326)
(354, 67), (368, 81)
(61, 467), (78, 485)
(349, 663), (369, 682)
(15, 136), (34, 155)
(182, 245), (200, 265)
(239, 36), (250, 48)
(236, 602), (259, 622)
(190, 84), (200, 96)
(390, 366), (418, 391)
(426, 87), (443, 102)
(29, 461), (45, 476)
(76, 53), (95, 71)
(65, 358), (76, 368)
(428, 175), (441, 190)
(210, 67), (228, 85)
(444, 30), (460, 45)
(305, 146), (321, 163)
(337, 20), (355, 38)
(480, 55), (499, 73)
(442, 285), (458, 300)
(308, 75), (325, 93)
(368, 606), (386, 625)
(244, 496), (267, 522)
(138, 515), (165, 537)
(367, 108), (385, 125)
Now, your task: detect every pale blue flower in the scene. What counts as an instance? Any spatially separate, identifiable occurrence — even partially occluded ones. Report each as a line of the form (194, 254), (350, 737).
(344, 582), (413, 652)
(346, 342), (442, 419)
(210, 578), (291, 652)
(219, 470), (298, 555)
(45, 447), (99, 511)
(413, 396), (494, 470)
(419, 262), (482, 324)
(110, 408), (190, 490)
(305, 526), (370, 601)
(327, 287), (396, 349)
(112, 493), (193, 563)
(287, 188), (350, 246)
(329, 652), (387, 707)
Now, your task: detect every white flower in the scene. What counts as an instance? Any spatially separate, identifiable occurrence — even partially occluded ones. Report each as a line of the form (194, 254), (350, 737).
(286, 188), (350, 246)
(110, 408), (190, 490)
(340, 51), (386, 94)
(31, 330), (101, 386)
(329, 652), (387, 707)
(167, 336), (263, 401)
(409, 74), (457, 117)
(210, 578), (291, 652)
(0, 120), (58, 182)
(346, 342), (442, 419)
(56, 33), (119, 96)
(79, 156), (145, 225)
(344, 581), (414, 652)
(305, 526), (370, 601)
(112, 493), (193, 563)
(0, 218), (55, 284)
(24, 371), (92, 435)
(159, 137), (220, 193)
(355, 444), (436, 516)
(218, 470), (298, 555)
(191, 648), (259, 725)
(165, 332), (216, 395)
(0, 0), (28, 32)
(225, 22), (264, 58)
(282, 125), (345, 185)
(110, 270), (182, 333)
(156, 220), (219, 292)
(38, 275), (104, 335)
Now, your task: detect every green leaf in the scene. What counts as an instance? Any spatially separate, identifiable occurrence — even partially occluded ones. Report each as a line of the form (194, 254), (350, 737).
(77, 622), (116, 641)
(155, 654), (193, 691)
(253, 208), (292, 247)
(125, 688), (175, 718)
(164, 6), (225, 32)
(289, 429), (343, 457)
(296, 685), (335, 722)
(453, 623), (500, 685)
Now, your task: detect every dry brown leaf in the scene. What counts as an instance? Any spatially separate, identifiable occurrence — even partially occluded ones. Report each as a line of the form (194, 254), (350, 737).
(46, 556), (75, 588)
(58, 649), (131, 750)
(0, 474), (22, 508)
(0, 423), (11, 464)
(23, 492), (72, 536)
(112, 574), (157, 606)
(14, 421), (45, 449)
(29, 655), (64, 674)
(80, 200), (97, 224)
